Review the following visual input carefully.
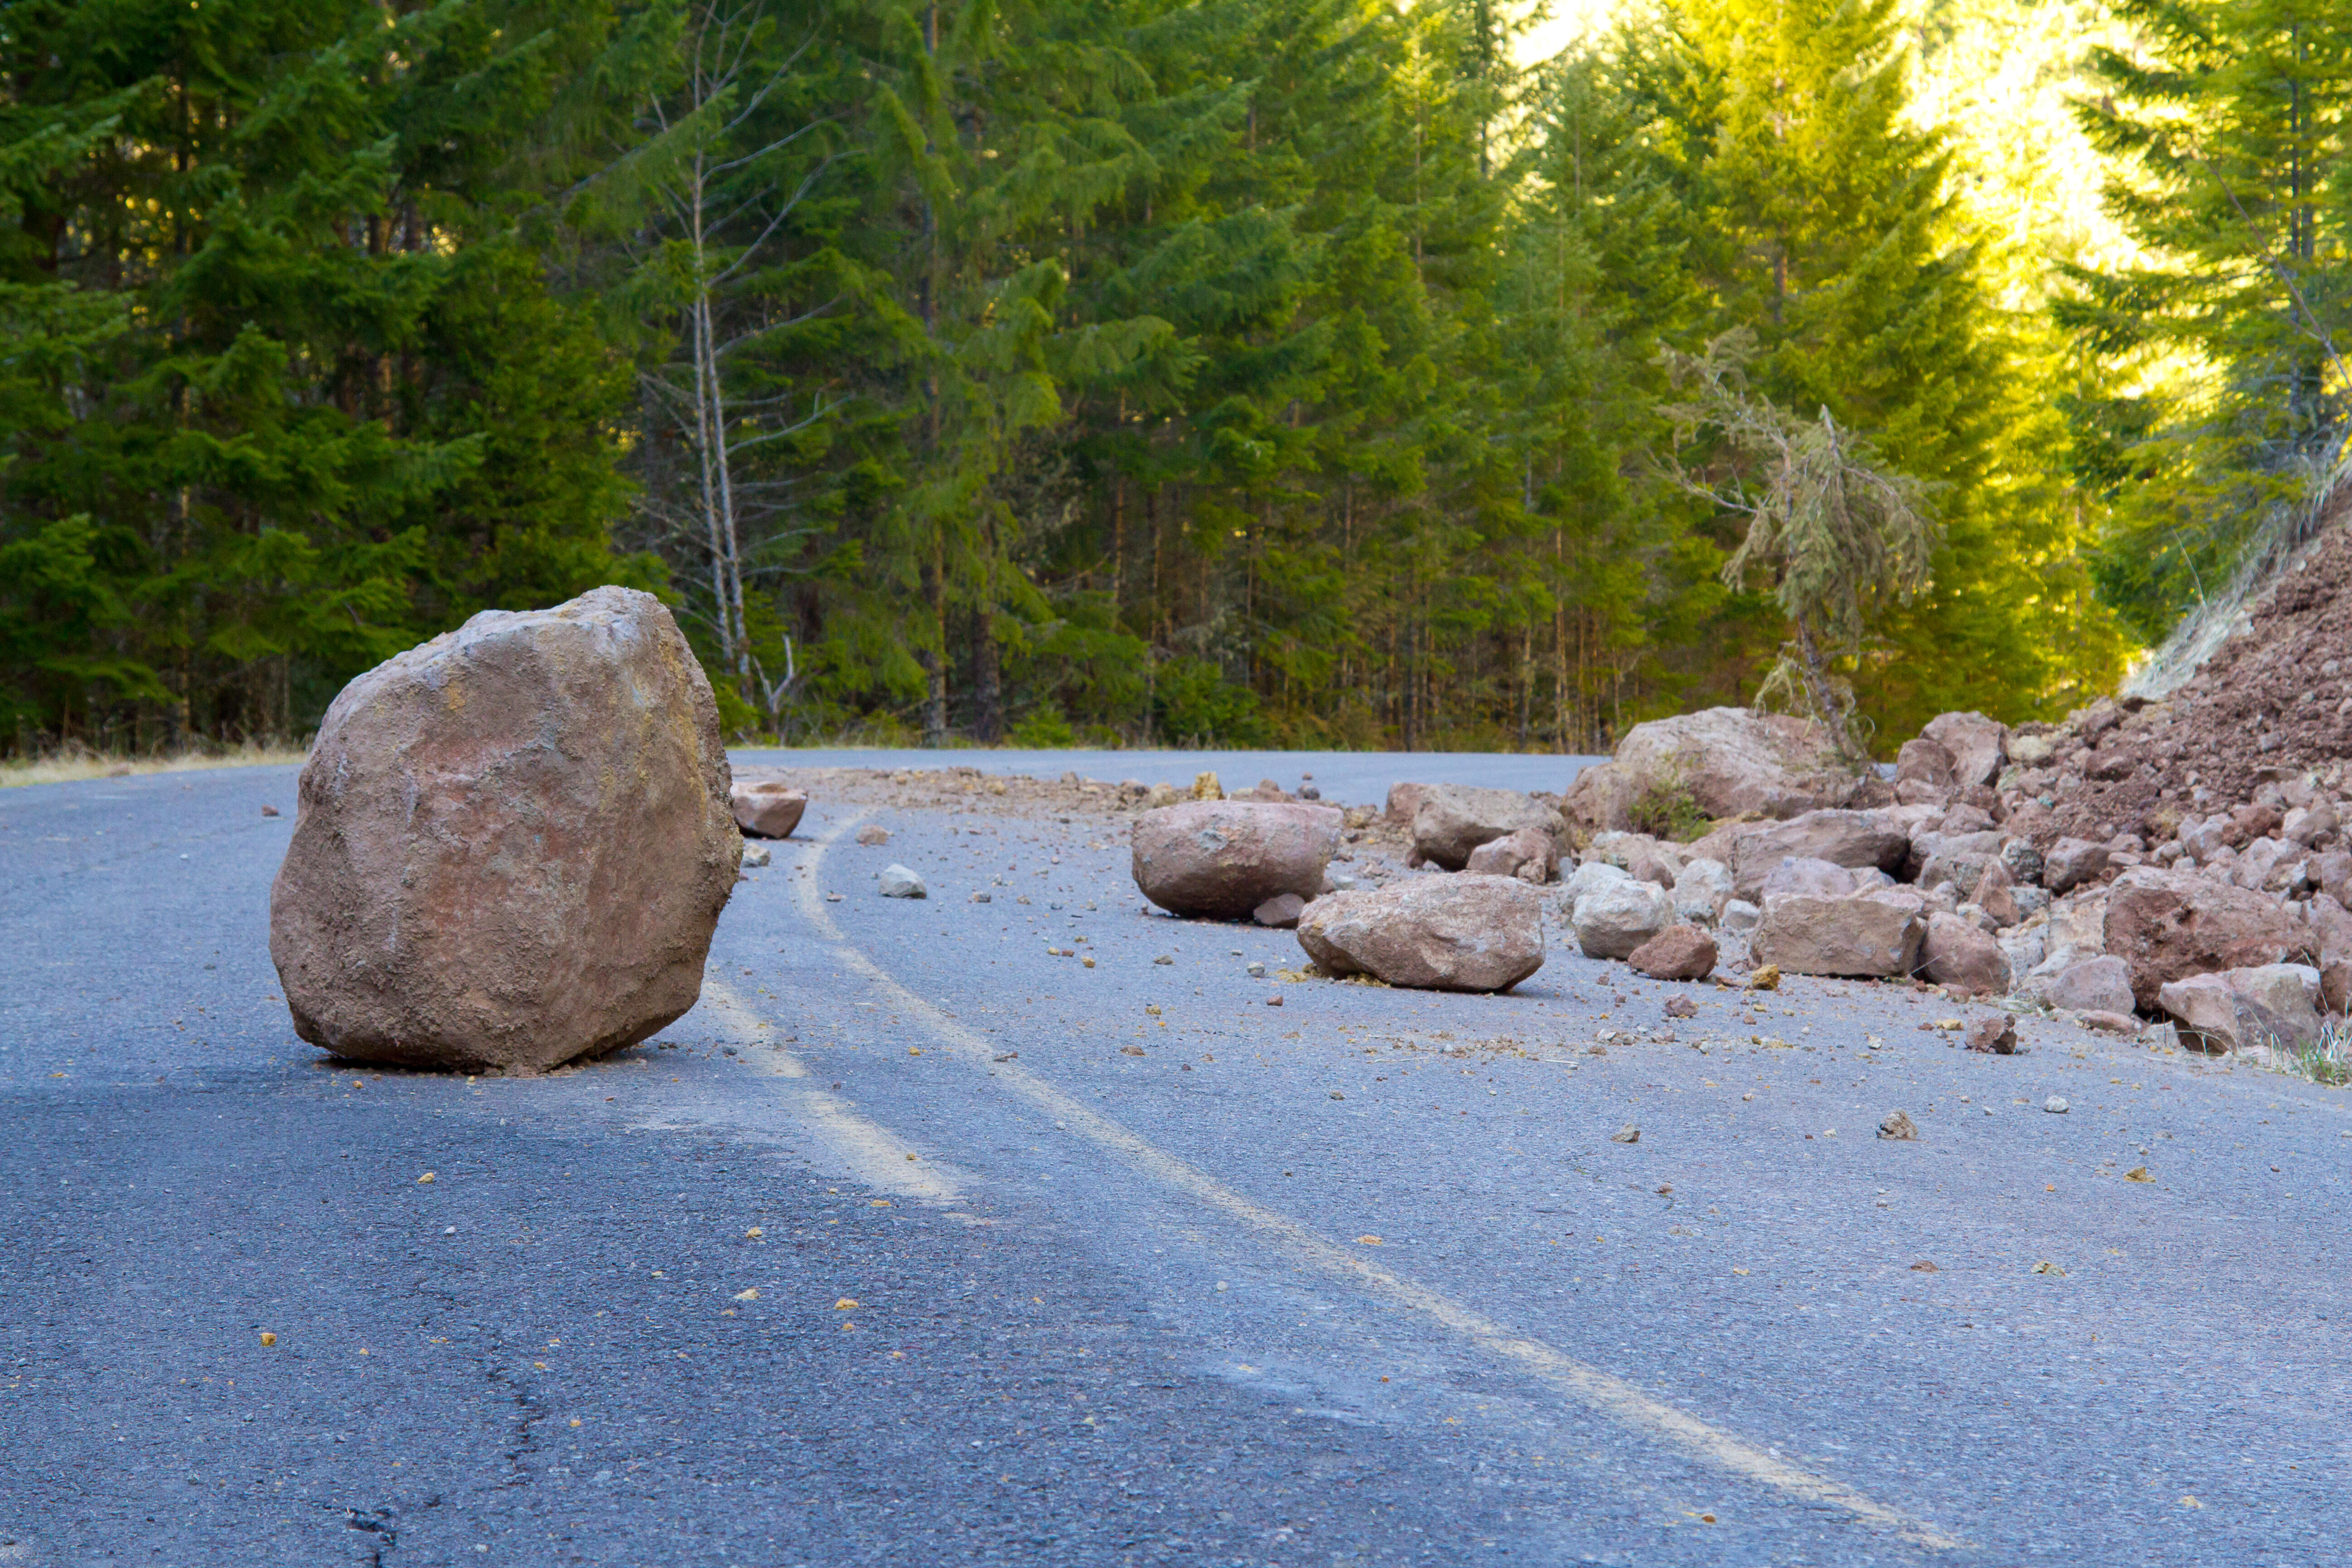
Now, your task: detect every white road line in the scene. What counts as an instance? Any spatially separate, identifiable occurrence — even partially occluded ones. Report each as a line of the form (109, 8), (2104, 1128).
(698, 977), (962, 1205)
(788, 809), (1965, 1552)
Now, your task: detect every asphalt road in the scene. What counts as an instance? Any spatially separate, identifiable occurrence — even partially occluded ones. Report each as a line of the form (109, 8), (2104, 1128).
(5, 758), (2351, 1567)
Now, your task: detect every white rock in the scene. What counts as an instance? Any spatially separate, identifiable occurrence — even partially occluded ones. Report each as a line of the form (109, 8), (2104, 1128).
(1672, 857), (1735, 924)
(1573, 879), (1674, 960)
(1720, 898), (1762, 933)
(878, 864), (927, 899)
(741, 843), (771, 869)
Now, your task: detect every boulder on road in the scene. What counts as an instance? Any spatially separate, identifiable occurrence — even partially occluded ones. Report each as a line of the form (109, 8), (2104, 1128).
(1411, 785), (1564, 871)
(1628, 924), (1718, 981)
(1921, 711), (2007, 789)
(1727, 810), (1910, 901)
(1559, 706), (1852, 832)
(2156, 966), (2322, 1053)
(1132, 800), (1343, 920)
(730, 780), (807, 839)
(1297, 876), (1544, 993)
(1751, 893), (1925, 978)
(2102, 867), (2316, 1007)
(877, 863), (927, 899)
(2043, 956), (2135, 1016)
(1573, 878), (1675, 960)
(1916, 911), (2011, 995)
(270, 586), (740, 1075)
(1465, 826), (1558, 883)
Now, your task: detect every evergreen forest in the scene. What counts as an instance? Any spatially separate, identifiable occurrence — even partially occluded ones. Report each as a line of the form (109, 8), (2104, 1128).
(2, 0), (2344, 757)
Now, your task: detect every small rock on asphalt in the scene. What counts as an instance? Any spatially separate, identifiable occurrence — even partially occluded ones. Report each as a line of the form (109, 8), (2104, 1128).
(878, 864), (927, 899)
(1878, 1110), (1920, 1141)
(1663, 996), (1698, 1019)
(741, 843), (771, 868)
(2044, 1096), (2069, 1114)
(856, 825), (892, 846)
(1965, 1014), (2019, 1054)
(1611, 1124), (1640, 1145)
(1252, 892), (1307, 928)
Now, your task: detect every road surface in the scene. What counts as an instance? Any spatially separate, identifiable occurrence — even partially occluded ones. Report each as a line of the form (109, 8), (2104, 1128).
(3, 758), (2348, 1566)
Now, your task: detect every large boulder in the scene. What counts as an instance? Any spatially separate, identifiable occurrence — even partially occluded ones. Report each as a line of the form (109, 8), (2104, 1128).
(1573, 878), (1676, 960)
(2156, 965), (2323, 1053)
(729, 780), (807, 838)
(1560, 706), (1853, 832)
(1297, 876), (1544, 993)
(2102, 867), (2316, 1008)
(1629, 924), (1718, 981)
(1465, 826), (1558, 883)
(1894, 736), (1955, 791)
(2043, 955), (2135, 1015)
(1726, 810), (1910, 901)
(2044, 837), (2112, 895)
(1759, 855), (1857, 908)
(1916, 912), (2011, 995)
(269, 587), (740, 1075)
(1411, 785), (1563, 870)
(1751, 893), (1926, 978)
(1921, 711), (2007, 789)
(1132, 801), (1342, 919)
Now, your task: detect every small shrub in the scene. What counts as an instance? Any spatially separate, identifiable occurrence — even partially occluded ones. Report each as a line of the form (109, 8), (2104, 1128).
(1009, 703), (1079, 749)
(1625, 780), (1711, 843)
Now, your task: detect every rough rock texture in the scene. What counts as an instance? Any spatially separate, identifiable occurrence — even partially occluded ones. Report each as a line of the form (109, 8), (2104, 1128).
(1750, 894), (1925, 978)
(730, 781), (807, 839)
(1895, 737), (1955, 791)
(878, 863), (926, 898)
(1563, 860), (1634, 904)
(1252, 892), (1306, 928)
(2156, 966), (2323, 1052)
(1386, 781), (1436, 828)
(1917, 911), (2011, 995)
(1628, 924), (1718, 981)
(2043, 837), (2111, 895)
(2044, 956), (2136, 1015)
(2102, 867), (2316, 1006)
(1672, 858), (1735, 923)
(1966, 1015), (2019, 1054)
(1131, 801), (1342, 919)
(1560, 706), (1853, 831)
(270, 587), (740, 1074)
(1759, 856), (1857, 907)
(1411, 786), (1564, 871)
(1585, 831), (1687, 887)
(1725, 810), (1911, 901)
(1465, 827), (1558, 883)
(1922, 711), (2008, 789)
(1573, 879), (1676, 960)
(1296, 876), (1544, 992)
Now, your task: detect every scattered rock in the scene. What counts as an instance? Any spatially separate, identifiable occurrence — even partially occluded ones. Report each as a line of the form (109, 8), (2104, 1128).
(2156, 964), (2322, 1052)
(855, 825), (891, 846)
(1744, 963), (1781, 991)
(1895, 736), (1955, 792)
(1385, 781), (1436, 827)
(1965, 1014), (2018, 1054)
(1663, 995), (1698, 1019)
(2102, 866), (2316, 1006)
(1878, 1109), (1920, 1141)
(2043, 836), (2110, 894)
(1562, 706), (1854, 831)
(1719, 898), (1762, 932)
(1411, 785), (1565, 871)
(2043, 1096), (2068, 1114)
(1295, 874), (1545, 993)
(1586, 830), (1687, 887)
(1610, 1124), (1641, 1145)
(878, 864), (926, 899)
(260, 803), (281, 818)
(1759, 855), (1857, 907)
(2043, 955), (2134, 1015)
(1465, 825), (1559, 883)
(1145, 782), (1181, 808)
(1572, 878), (1675, 960)
(269, 586), (739, 1075)
(1672, 857), (1735, 923)
(741, 843), (771, 868)
(1628, 924), (1718, 981)
(1252, 892), (1307, 929)
(2080, 1009), (2139, 1034)
(730, 780), (808, 839)
(1725, 810), (1911, 901)
(1917, 911), (2011, 995)
(1750, 893), (1925, 977)
(1192, 771), (1224, 802)
(1922, 711), (2008, 788)
(1131, 801), (1343, 920)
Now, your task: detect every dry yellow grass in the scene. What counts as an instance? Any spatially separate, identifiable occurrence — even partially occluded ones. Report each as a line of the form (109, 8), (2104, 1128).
(0, 741), (310, 789)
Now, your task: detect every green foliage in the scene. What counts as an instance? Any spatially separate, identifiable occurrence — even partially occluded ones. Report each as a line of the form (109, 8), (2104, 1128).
(1623, 778), (1711, 842)
(1152, 656), (1266, 747)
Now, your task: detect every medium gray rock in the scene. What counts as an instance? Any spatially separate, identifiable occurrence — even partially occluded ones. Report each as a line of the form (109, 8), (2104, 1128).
(1131, 801), (1343, 919)
(1253, 892), (1306, 928)
(269, 586), (740, 1075)
(1563, 859), (1633, 904)
(1720, 898), (1762, 933)
(1297, 875), (1544, 992)
(878, 863), (927, 898)
(1573, 879), (1675, 960)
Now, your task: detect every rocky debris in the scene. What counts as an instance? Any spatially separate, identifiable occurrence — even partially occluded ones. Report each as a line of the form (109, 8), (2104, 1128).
(2044, 1096), (2068, 1114)
(2043, 837), (2110, 895)
(2081, 1009), (2140, 1034)
(2042, 955), (2135, 1015)
(1295, 875), (1544, 993)
(1759, 855), (1857, 907)
(1628, 924), (1718, 981)
(1672, 857), (1734, 923)
(1385, 781), (1435, 827)
(1410, 785), (1564, 871)
(1145, 782), (1182, 808)
(1131, 800), (1342, 920)
(2102, 867), (2315, 1007)
(1966, 1014), (2019, 1054)
(1564, 859), (1634, 904)
(1917, 911), (2011, 995)
(1922, 711), (2008, 789)
(741, 843), (771, 869)
(1715, 810), (1911, 902)
(1562, 706), (1854, 831)
(1192, 771), (1225, 801)
(1895, 736), (1954, 794)
(1252, 892), (1306, 929)
(1663, 995), (1699, 1019)
(855, 824), (891, 846)
(1465, 826), (1558, 883)
(1878, 1109), (1921, 1141)
(1573, 878), (1675, 960)
(1750, 893), (1925, 978)
(878, 863), (926, 898)
(260, 803), (281, 818)
(1584, 830), (1687, 887)
(1720, 898), (1762, 932)
(270, 586), (740, 1075)
(2156, 964), (2323, 1052)
(730, 780), (807, 839)
(1610, 1124), (1641, 1144)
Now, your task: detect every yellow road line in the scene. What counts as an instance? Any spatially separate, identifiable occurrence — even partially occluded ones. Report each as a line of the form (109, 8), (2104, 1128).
(784, 808), (1963, 1552)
